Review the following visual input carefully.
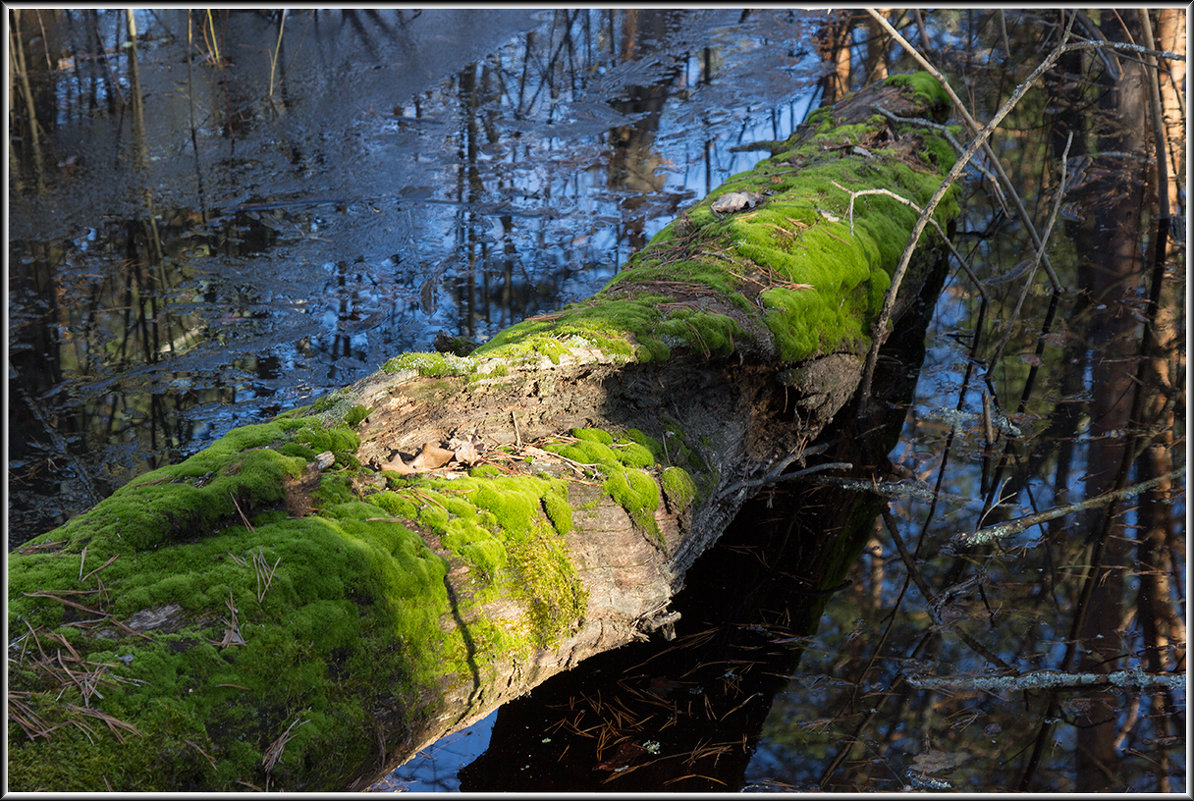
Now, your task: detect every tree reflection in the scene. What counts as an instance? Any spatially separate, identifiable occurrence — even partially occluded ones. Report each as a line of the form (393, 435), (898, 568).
(769, 8), (1185, 793)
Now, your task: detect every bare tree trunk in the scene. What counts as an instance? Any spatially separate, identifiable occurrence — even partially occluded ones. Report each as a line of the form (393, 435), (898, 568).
(1133, 11), (1186, 791)
(1071, 12), (1153, 790)
(817, 10), (855, 103)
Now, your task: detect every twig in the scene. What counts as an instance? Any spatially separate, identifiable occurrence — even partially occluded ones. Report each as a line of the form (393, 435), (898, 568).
(720, 462), (852, 498)
(64, 702), (142, 743)
(230, 492), (254, 532)
(829, 180), (986, 298)
(872, 102), (1000, 190)
(82, 553), (120, 583)
(253, 547), (280, 604)
(908, 667), (1185, 693)
(985, 130), (1073, 370)
(209, 590), (245, 647)
(883, 510), (1011, 671)
(267, 10), (286, 101)
(857, 32), (1118, 412)
(952, 466), (1186, 547)
(262, 716), (309, 772)
(865, 12), (1179, 298)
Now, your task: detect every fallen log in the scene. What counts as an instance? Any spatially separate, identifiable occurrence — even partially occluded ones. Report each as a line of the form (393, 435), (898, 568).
(8, 72), (958, 791)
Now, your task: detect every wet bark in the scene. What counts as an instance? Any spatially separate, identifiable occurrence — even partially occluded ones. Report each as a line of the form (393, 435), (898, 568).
(8, 76), (957, 792)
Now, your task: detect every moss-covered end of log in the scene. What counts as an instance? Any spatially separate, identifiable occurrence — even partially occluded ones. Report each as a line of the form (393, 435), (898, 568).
(882, 69), (952, 110)
(7, 409), (590, 791)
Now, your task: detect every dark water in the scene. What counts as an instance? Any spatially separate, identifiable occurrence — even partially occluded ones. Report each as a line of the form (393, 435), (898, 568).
(8, 8), (1185, 793)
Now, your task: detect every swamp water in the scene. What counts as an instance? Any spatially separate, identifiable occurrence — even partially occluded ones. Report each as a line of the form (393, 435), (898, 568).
(8, 9), (1184, 792)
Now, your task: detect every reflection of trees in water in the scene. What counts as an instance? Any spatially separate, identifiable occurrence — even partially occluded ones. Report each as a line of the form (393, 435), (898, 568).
(438, 9), (693, 338)
(778, 9), (1185, 793)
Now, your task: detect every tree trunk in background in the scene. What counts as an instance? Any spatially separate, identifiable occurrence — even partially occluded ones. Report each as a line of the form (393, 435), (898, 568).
(816, 10), (855, 103)
(1133, 11), (1186, 791)
(863, 9), (891, 85)
(1072, 12), (1153, 791)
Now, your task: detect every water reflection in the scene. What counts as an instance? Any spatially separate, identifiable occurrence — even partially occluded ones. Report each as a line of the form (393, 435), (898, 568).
(8, 9), (822, 544)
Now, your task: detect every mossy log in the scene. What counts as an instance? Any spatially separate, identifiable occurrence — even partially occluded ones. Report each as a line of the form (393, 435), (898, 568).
(8, 73), (958, 791)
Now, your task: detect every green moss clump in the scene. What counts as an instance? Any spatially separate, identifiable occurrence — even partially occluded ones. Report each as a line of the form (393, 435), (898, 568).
(344, 404), (370, 428)
(14, 420), (346, 554)
(622, 428), (666, 462)
(883, 70), (951, 110)
(572, 427), (615, 446)
(542, 427), (669, 546)
(660, 466), (699, 510)
(382, 351), (475, 377)
(602, 466), (662, 544)
(542, 484), (574, 535)
(614, 441), (657, 469)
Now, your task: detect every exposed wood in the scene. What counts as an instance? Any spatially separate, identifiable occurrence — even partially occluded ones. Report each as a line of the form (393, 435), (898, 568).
(7, 75), (959, 791)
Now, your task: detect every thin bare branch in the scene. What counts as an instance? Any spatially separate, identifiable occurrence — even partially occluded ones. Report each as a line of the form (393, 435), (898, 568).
(953, 466), (1186, 547)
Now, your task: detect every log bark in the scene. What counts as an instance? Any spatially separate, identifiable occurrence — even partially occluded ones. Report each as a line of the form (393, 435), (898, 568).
(7, 74), (958, 791)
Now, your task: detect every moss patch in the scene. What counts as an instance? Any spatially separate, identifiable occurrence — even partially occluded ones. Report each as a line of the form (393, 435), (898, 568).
(544, 427), (677, 546)
(474, 73), (957, 367)
(8, 410), (588, 791)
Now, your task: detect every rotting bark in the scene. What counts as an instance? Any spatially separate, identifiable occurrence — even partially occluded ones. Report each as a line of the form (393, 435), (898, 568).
(7, 74), (959, 792)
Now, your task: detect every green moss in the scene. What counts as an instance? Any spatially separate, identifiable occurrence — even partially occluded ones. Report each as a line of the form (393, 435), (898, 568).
(382, 351), (475, 377)
(883, 70), (951, 109)
(660, 466), (699, 510)
(9, 505), (456, 791)
(364, 489), (418, 519)
(312, 472), (357, 508)
(553, 438), (619, 469)
(603, 466), (662, 544)
(614, 441), (656, 468)
(468, 464), (502, 478)
(344, 404), (370, 428)
(11, 420), (338, 554)
(8, 447), (593, 790)
(623, 428), (666, 462)
(542, 483), (574, 535)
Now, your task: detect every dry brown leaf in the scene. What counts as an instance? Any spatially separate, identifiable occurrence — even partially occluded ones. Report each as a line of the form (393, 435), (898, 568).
(409, 442), (455, 471)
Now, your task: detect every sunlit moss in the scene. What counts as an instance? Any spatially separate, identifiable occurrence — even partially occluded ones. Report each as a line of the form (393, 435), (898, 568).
(382, 351), (475, 377)
(8, 408), (593, 791)
(660, 466), (699, 510)
(473, 73), (957, 367)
